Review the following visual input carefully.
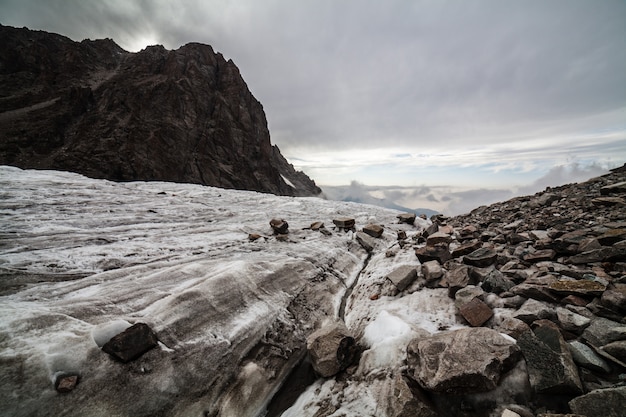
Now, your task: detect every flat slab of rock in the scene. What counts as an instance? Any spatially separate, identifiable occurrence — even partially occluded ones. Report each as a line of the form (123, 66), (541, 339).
(600, 181), (626, 195)
(569, 386), (626, 417)
(355, 231), (377, 252)
(386, 265), (417, 291)
(463, 247), (497, 267)
(101, 322), (158, 363)
(548, 279), (606, 296)
(55, 374), (79, 393)
(397, 213), (416, 224)
(459, 297), (493, 327)
(333, 217), (355, 229)
(426, 231), (452, 246)
(523, 249), (556, 263)
(362, 224), (384, 238)
(406, 327), (521, 394)
(306, 322), (357, 377)
(451, 239), (482, 258)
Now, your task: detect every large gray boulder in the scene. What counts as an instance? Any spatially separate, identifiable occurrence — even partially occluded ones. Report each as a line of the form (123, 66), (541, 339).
(517, 320), (583, 395)
(306, 321), (358, 377)
(406, 327), (521, 394)
(569, 386), (626, 417)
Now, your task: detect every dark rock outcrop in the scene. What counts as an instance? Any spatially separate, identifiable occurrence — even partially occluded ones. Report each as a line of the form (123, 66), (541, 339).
(0, 25), (320, 196)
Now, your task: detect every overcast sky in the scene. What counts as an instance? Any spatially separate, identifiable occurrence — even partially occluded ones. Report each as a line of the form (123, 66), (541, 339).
(2, 0), (625, 213)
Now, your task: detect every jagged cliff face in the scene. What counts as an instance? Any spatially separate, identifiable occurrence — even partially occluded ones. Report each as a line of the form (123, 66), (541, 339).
(0, 25), (320, 196)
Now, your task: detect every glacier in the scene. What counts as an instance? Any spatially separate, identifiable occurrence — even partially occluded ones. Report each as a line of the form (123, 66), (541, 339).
(0, 165), (464, 417)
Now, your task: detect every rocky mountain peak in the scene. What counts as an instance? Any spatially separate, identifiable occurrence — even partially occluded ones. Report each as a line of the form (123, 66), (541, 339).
(0, 24), (320, 196)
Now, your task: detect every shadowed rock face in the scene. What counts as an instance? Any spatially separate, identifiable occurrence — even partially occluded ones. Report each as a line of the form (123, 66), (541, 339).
(0, 24), (320, 196)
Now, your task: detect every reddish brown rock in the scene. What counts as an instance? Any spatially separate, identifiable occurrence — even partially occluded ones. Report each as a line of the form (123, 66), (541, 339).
(459, 297), (494, 327)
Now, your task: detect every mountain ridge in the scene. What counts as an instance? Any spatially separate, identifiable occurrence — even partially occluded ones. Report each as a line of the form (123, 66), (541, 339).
(0, 24), (321, 196)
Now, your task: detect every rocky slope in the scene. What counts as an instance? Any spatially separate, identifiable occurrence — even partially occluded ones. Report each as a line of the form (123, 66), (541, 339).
(1, 164), (624, 416)
(0, 24), (320, 196)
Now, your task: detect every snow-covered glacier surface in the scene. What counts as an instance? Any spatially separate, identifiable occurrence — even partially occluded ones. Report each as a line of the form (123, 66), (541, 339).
(0, 166), (459, 417)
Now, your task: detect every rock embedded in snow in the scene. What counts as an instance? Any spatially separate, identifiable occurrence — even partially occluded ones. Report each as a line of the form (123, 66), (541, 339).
(397, 212), (416, 224)
(55, 374), (79, 393)
(269, 218), (289, 234)
(306, 321), (358, 378)
(355, 231), (377, 252)
(385, 265), (418, 292)
(421, 260), (443, 281)
(362, 224), (384, 238)
(333, 217), (355, 230)
(406, 327), (521, 394)
(101, 323), (159, 363)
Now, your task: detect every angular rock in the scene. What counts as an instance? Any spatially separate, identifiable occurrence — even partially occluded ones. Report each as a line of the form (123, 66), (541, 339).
(101, 322), (158, 363)
(459, 297), (493, 327)
(415, 245), (451, 264)
(454, 285), (485, 308)
(397, 213), (416, 225)
(397, 230), (407, 240)
(386, 265), (418, 292)
(446, 265), (473, 298)
(569, 386), (626, 417)
(513, 299), (555, 324)
(600, 180), (626, 194)
(463, 247), (497, 268)
(451, 239), (482, 258)
(591, 196), (626, 206)
(601, 340), (626, 362)
(248, 233), (263, 241)
(306, 321), (358, 377)
(421, 260), (443, 281)
(310, 221), (325, 230)
(384, 374), (438, 417)
(582, 317), (624, 346)
(426, 231), (452, 246)
(597, 228), (626, 246)
(362, 224), (384, 238)
(55, 374), (79, 393)
(548, 279), (606, 297)
(568, 247), (626, 264)
(406, 327), (521, 394)
(517, 320), (583, 395)
(269, 218), (289, 234)
(510, 283), (560, 303)
(333, 217), (355, 229)
(422, 223), (438, 238)
(482, 269), (515, 294)
(497, 317), (531, 340)
(600, 284), (626, 313)
(523, 249), (556, 263)
(556, 307), (591, 334)
(355, 231), (377, 252)
(568, 341), (611, 373)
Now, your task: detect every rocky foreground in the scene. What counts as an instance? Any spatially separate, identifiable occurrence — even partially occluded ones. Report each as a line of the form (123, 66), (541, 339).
(288, 165), (626, 417)
(0, 165), (625, 417)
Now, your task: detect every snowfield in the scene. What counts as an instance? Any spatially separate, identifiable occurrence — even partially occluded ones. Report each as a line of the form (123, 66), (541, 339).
(0, 166), (463, 417)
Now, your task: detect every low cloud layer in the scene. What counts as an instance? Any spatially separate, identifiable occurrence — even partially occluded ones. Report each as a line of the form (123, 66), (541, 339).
(325, 162), (612, 216)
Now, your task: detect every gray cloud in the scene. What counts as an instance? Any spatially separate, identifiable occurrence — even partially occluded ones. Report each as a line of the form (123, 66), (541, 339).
(1, 0), (624, 185)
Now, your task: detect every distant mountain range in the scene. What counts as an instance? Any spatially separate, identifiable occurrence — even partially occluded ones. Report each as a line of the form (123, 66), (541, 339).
(0, 24), (320, 196)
